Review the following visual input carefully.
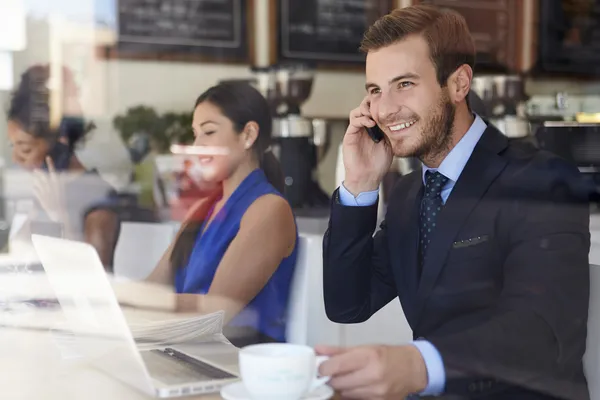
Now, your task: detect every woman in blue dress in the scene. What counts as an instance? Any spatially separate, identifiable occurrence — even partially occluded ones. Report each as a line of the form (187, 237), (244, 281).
(147, 82), (298, 347)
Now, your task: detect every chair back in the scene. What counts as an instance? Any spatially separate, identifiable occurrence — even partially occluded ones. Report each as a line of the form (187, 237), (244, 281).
(286, 233), (342, 346)
(113, 222), (176, 280)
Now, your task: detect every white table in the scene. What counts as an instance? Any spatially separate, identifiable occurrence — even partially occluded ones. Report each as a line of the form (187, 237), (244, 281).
(0, 324), (238, 399)
(0, 273), (238, 400)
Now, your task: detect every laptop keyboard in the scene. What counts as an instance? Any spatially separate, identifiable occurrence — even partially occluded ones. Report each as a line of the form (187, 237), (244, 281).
(141, 347), (236, 386)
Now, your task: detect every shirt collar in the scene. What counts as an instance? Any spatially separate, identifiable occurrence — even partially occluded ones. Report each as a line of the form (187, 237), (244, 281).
(422, 114), (487, 184)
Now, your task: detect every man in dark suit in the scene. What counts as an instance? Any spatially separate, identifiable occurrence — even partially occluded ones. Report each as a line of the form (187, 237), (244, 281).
(317, 5), (590, 400)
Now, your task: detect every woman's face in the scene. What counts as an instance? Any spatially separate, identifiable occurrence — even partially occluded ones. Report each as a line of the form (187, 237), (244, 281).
(191, 101), (256, 183)
(7, 120), (50, 170)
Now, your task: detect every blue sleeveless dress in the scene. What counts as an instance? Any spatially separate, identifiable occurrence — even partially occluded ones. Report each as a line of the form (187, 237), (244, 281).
(174, 169), (298, 342)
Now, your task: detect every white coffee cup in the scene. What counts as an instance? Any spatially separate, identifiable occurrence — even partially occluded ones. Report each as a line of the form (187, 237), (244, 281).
(238, 343), (330, 400)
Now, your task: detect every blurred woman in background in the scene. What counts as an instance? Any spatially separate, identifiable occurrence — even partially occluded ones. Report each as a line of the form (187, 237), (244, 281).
(146, 82), (298, 347)
(6, 65), (120, 267)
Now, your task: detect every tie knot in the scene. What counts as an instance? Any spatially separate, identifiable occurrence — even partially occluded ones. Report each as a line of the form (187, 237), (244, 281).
(424, 171), (448, 199)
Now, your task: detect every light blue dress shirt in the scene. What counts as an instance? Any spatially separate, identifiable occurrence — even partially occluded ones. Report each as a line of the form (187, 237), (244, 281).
(338, 114), (487, 395)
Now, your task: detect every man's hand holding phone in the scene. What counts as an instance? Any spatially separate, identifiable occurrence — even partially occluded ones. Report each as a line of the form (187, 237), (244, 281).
(342, 97), (393, 196)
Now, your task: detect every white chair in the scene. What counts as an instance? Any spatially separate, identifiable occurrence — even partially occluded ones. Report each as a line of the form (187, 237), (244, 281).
(113, 222), (177, 281)
(286, 233), (343, 346)
(585, 264), (600, 400)
(286, 235), (311, 345)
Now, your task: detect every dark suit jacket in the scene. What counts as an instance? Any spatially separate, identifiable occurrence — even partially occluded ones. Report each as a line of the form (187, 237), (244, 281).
(323, 125), (590, 400)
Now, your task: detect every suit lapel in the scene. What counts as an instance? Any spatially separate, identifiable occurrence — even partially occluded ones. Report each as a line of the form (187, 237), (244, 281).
(393, 172), (423, 325)
(414, 126), (509, 324)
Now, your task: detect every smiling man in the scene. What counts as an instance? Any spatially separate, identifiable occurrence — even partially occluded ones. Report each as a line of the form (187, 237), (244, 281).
(318, 4), (590, 400)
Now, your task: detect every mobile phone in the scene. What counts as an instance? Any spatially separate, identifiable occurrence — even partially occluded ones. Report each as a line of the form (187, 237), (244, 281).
(366, 125), (385, 143)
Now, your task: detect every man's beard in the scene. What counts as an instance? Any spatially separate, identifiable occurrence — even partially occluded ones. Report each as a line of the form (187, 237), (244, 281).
(391, 93), (456, 165)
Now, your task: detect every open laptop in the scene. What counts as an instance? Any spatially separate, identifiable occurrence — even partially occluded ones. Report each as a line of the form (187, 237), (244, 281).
(31, 234), (239, 398)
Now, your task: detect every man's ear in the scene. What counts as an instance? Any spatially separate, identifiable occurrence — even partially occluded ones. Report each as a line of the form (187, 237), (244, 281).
(241, 121), (259, 150)
(447, 64), (473, 105)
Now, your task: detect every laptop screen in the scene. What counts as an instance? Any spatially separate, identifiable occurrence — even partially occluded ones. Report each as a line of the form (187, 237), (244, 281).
(30, 234), (156, 396)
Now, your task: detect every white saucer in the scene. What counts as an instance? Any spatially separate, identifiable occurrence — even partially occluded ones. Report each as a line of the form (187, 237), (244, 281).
(220, 381), (334, 400)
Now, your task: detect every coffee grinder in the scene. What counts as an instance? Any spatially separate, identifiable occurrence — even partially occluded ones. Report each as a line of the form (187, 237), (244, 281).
(471, 75), (530, 138)
(223, 64), (330, 212)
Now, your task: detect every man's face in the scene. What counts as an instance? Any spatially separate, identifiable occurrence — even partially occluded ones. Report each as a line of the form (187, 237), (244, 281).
(365, 34), (455, 161)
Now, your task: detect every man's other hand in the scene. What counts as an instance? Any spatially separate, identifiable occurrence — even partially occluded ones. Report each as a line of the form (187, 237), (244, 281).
(316, 344), (428, 399)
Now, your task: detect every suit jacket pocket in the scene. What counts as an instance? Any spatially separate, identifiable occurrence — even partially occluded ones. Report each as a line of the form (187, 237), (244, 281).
(452, 234), (489, 249)
(448, 235), (491, 261)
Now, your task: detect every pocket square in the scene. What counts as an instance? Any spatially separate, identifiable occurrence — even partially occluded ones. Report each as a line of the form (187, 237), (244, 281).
(453, 235), (489, 249)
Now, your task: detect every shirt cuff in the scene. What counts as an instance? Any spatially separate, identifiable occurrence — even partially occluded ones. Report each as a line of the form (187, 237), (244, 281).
(410, 340), (445, 396)
(338, 183), (379, 206)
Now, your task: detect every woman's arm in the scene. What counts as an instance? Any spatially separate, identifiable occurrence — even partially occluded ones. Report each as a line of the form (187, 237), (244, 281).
(178, 194), (296, 323)
(84, 208), (119, 268)
(31, 157), (79, 241)
(145, 241), (177, 285)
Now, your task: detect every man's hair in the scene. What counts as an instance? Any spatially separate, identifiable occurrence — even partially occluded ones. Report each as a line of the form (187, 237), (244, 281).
(360, 4), (476, 87)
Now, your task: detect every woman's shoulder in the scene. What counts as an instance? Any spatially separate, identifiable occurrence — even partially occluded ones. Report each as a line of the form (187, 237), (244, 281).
(241, 194), (296, 257)
(247, 193), (291, 216)
(234, 170), (288, 211)
(66, 168), (114, 194)
(242, 194), (295, 232)
(252, 172), (283, 196)
(242, 171), (294, 220)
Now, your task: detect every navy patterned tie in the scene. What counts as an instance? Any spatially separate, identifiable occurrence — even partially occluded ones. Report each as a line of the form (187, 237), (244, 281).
(419, 171), (449, 269)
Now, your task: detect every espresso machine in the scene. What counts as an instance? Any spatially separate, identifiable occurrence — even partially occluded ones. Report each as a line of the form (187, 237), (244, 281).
(222, 64), (330, 212)
(471, 75), (530, 138)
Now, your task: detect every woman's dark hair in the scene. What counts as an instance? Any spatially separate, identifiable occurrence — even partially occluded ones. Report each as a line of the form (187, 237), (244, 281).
(194, 82), (284, 192)
(7, 65), (94, 154)
(170, 82), (285, 270)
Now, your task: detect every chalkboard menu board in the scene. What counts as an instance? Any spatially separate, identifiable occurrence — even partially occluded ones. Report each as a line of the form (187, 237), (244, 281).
(275, 0), (394, 65)
(417, 0), (520, 73)
(537, 0), (600, 76)
(105, 0), (251, 63)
